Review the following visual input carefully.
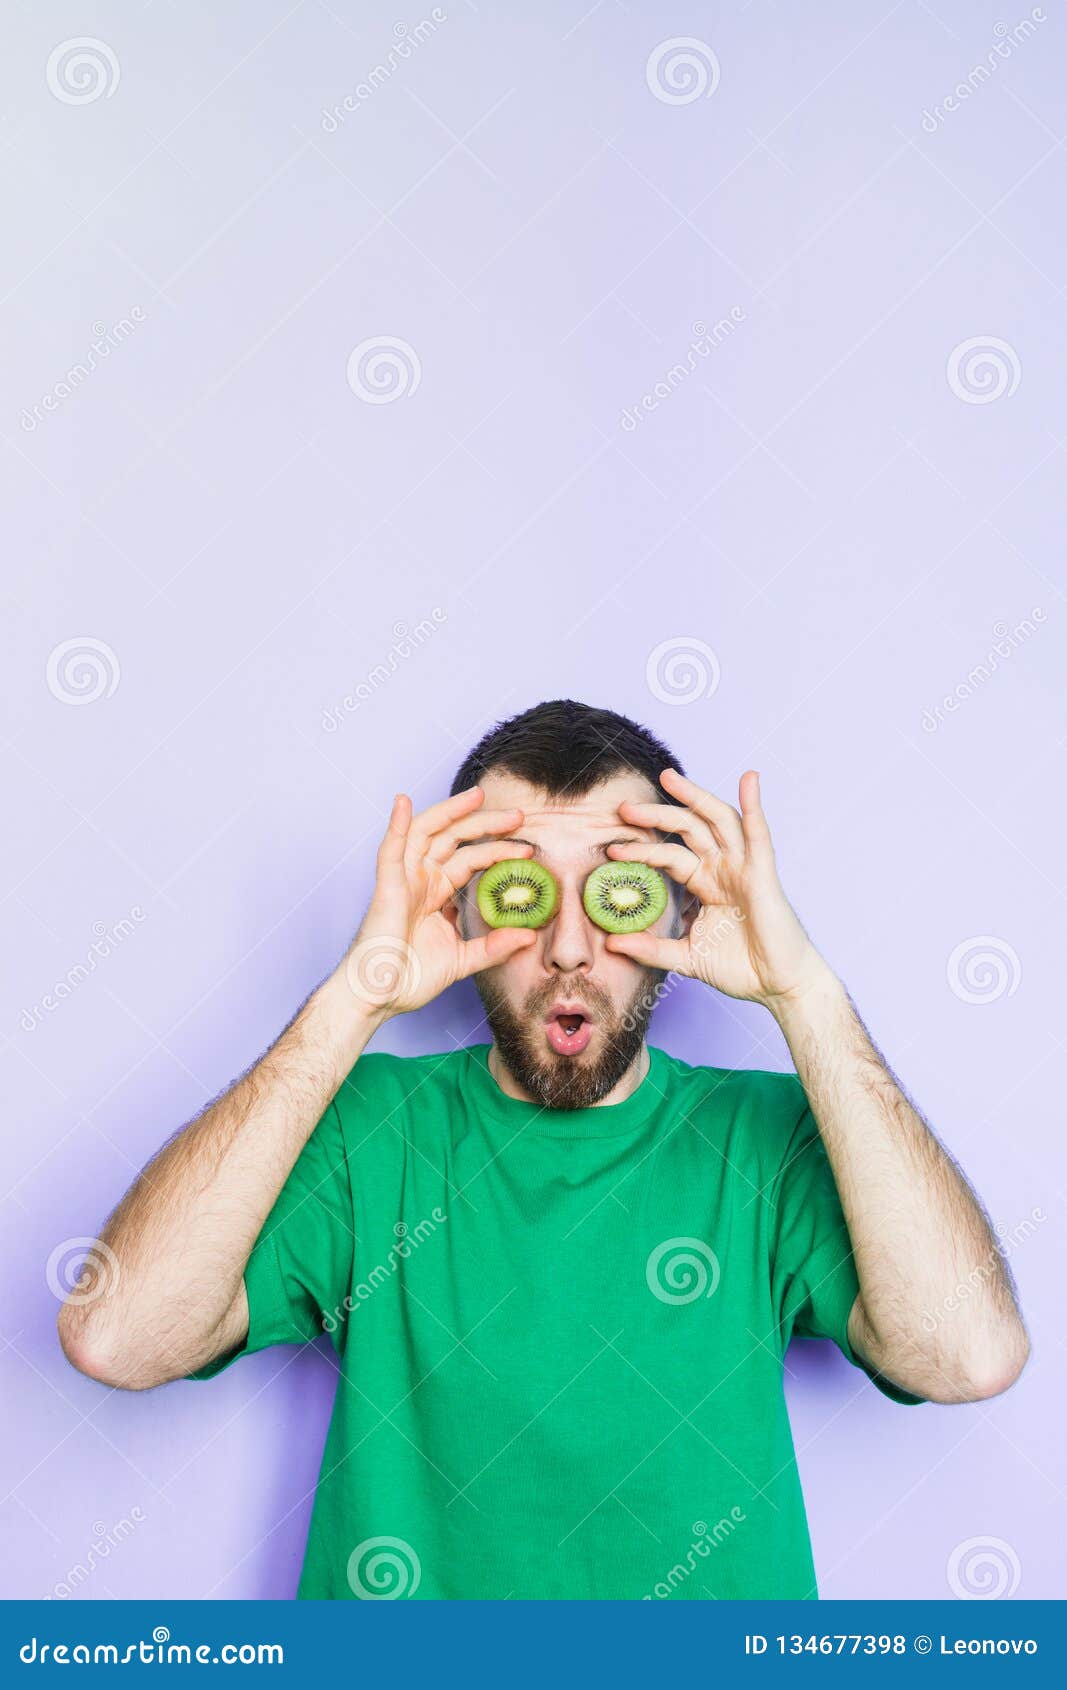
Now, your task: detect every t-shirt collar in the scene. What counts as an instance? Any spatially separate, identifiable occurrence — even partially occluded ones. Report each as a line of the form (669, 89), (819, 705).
(464, 1042), (667, 1138)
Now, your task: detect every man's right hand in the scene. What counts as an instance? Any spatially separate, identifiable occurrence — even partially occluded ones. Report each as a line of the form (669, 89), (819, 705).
(339, 786), (538, 1018)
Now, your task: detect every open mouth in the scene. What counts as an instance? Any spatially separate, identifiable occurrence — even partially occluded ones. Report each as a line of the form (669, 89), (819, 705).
(544, 1004), (594, 1057)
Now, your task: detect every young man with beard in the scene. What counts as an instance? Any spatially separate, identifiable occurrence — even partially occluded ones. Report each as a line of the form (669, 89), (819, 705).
(58, 699), (1028, 1600)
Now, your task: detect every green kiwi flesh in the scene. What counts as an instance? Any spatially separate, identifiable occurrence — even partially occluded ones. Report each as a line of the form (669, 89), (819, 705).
(477, 859), (559, 929)
(583, 862), (667, 934)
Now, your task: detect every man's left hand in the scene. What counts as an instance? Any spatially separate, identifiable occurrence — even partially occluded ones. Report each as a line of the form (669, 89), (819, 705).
(607, 767), (832, 1009)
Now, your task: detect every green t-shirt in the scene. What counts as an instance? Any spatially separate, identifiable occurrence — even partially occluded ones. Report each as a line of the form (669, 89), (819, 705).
(188, 1042), (920, 1599)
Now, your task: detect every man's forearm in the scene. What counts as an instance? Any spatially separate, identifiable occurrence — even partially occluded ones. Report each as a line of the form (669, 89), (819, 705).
(767, 966), (1029, 1403)
(58, 968), (384, 1390)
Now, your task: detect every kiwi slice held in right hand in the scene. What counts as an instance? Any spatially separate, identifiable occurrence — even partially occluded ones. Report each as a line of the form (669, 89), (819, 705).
(583, 862), (668, 934)
(477, 859), (559, 929)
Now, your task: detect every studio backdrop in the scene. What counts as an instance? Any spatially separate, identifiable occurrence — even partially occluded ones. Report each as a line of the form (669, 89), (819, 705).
(2, 0), (1062, 1600)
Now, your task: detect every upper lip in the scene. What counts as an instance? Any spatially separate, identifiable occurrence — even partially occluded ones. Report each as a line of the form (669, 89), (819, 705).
(546, 1000), (592, 1021)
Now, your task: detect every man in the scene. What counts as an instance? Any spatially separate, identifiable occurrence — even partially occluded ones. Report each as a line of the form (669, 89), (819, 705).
(58, 698), (1028, 1600)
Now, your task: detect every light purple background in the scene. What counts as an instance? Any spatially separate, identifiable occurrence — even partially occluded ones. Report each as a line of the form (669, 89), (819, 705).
(2, 0), (1064, 1601)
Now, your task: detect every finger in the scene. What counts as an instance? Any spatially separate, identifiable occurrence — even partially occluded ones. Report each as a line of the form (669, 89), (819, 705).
(603, 930), (691, 972)
(376, 793), (413, 884)
(406, 784), (486, 849)
(657, 767), (745, 854)
(455, 926), (538, 980)
(738, 769), (773, 856)
(425, 808), (527, 863)
(615, 799), (716, 855)
(428, 840), (534, 910)
(605, 839), (701, 890)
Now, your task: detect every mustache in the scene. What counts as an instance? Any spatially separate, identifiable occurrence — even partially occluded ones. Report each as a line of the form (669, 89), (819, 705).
(525, 978), (613, 1018)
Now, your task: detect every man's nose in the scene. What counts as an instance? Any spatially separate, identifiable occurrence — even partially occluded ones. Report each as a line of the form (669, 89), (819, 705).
(543, 882), (594, 974)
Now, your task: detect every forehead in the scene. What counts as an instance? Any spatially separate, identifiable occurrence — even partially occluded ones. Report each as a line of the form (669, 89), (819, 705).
(477, 769), (662, 840)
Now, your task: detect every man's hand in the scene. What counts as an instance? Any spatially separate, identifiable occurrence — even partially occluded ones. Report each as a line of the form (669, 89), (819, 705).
(341, 786), (538, 1017)
(605, 767), (829, 1008)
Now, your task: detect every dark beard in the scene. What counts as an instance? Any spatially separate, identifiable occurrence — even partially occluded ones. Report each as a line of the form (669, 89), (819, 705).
(473, 967), (667, 1110)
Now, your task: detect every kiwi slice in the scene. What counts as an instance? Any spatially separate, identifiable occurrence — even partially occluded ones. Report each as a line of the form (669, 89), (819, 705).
(583, 862), (667, 934)
(477, 859), (559, 929)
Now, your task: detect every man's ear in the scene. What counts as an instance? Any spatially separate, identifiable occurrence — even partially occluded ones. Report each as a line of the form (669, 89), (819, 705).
(675, 889), (701, 939)
(443, 889), (466, 941)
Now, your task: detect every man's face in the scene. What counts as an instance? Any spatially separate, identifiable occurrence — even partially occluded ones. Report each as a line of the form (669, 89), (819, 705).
(453, 770), (681, 1109)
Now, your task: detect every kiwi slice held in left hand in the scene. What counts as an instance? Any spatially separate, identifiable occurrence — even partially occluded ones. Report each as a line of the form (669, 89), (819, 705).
(583, 862), (667, 933)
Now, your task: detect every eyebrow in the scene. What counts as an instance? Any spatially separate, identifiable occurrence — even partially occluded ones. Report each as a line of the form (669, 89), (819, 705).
(473, 836), (647, 860)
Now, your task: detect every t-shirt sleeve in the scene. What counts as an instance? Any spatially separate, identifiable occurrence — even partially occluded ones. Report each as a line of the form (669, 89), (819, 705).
(770, 1093), (924, 1407)
(186, 1097), (355, 1381)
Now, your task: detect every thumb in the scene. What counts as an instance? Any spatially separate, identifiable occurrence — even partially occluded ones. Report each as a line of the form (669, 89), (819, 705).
(604, 931), (689, 973)
(456, 927), (537, 981)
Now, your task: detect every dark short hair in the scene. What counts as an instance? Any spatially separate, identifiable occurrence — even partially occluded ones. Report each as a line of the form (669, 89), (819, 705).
(450, 699), (687, 812)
